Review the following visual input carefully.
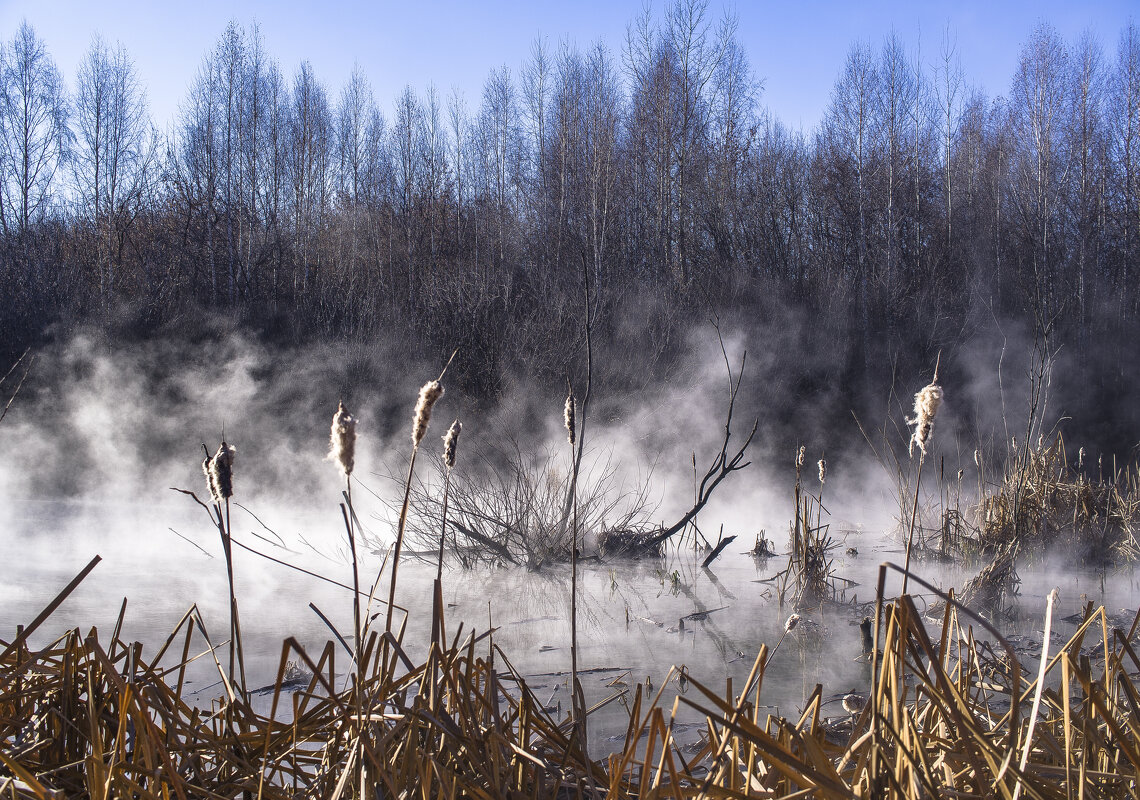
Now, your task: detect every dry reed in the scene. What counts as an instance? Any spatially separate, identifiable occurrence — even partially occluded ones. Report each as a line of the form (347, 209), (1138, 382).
(4, 554), (1139, 798)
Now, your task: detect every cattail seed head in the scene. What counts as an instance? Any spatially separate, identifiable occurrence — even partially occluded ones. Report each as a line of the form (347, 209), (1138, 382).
(907, 381), (943, 458)
(1078, 447), (1085, 470)
(413, 380), (444, 446)
(329, 401), (356, 477)
(957, 468), (964, 482)
(974, 449), (982, 469)
(796, 446), (805, 469)
(784, 613), (800, 633)
(818, 458), (827, 484)
(208, 442), (235, 502)
(564, 390), (576, 447)
(443, 419), (462, 470)
(202, 449), (218, 501)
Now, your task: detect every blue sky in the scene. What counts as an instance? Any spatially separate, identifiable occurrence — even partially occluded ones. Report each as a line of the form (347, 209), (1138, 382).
(1, 1), (1135, 134)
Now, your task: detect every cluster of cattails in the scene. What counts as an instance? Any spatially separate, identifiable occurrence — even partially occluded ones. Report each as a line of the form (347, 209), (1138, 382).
(443, 420), (462, 469)
(329, 402), (356, 477)
(564, 388), (576, 446)
(203, 442), (235, 503)
(908, 380), (944, 459)
(413, 381), (444, 446)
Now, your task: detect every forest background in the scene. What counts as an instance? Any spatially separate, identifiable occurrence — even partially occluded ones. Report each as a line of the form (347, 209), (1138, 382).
(1, 3), (1138, 460)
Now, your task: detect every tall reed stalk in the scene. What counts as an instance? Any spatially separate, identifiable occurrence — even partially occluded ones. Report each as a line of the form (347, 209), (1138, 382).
(564, 383), (588, 759)
(902, 355), (942, 594)
(385, 352), (455, 636)
(432, 419), (461, 649)
(203, 441), (245, 695)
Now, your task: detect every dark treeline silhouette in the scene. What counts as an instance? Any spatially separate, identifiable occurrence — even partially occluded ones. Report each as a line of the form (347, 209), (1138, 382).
(1, 6), (1138, 449)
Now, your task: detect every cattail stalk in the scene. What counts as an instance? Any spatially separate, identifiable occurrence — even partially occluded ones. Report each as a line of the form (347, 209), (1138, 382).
(331, 403), (361, 667)
(816, 457), (827, 530)
(386, 380), (444, 636)
(565, 383), (587, 758)
(432, 420), (461, 649)
(903, 356), (942, 595)
(204, 441), (245, 696)
(384, 354), (453, 638)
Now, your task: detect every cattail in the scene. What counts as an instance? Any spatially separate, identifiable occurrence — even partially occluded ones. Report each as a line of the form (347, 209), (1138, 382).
(796, 445), (805, 469)
(907, 381), (943, 458)
(818, 458), (827, 484)
(202, 448), (219, 502)
(974, 449), (982, 469)
(208, 442), (235, 502)
(957, 468), (964, 482)
(564, 389), (576, 446)
(1078, 447), (1085, 470)
(443, 419), (462, 469)
(784, 613), (800, 633)
(329, 401), (356, 477)
(413, 380), (444, 446)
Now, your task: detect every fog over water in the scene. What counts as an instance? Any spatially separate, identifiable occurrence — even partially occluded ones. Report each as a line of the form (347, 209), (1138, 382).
(1, 330), (1136, 749)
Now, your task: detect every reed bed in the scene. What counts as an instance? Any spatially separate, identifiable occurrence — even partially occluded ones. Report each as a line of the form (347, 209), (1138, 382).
(5, 556), (1138, 798)
(972, 434), (1139, 562)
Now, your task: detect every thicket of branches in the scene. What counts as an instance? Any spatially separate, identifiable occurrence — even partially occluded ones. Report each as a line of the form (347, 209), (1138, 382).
(1, 7), (1138, 437)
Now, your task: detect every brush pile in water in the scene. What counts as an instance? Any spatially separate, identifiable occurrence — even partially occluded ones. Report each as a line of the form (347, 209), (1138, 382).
(4, 560), (1139, 798)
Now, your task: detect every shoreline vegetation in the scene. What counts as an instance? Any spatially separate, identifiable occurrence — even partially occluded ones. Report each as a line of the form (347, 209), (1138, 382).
(3, 362), (1139, 798)
(2, 556), (1137, 798)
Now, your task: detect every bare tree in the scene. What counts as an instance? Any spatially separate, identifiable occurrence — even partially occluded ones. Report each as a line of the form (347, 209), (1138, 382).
(1009, 22), (1071, 328)
(392, 84), (423, 300)
(0, 22), (68, 245)
(521, 36), (551, 265)
(876, 31), (916, 293)
(1067, 31), (1106, 341)
(1108, 22), (1139, 321)
(288, 61), (332, 300)
(447, 88), (468, 253)
(336, 63), (376, 282)
(821, 40), (878, 357)
(71, 35), (154, 302)
(422, 83), (447, 269)
(935, 25), (963, 251)
(479, 66), (521, 270)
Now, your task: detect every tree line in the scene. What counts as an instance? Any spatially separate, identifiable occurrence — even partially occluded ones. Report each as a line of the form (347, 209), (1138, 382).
(1, 5), (1138, 421)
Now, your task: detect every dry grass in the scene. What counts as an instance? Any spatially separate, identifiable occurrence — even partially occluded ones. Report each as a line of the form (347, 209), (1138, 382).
(972, 434), (1139, 562)
(4, 558), (1139, 798)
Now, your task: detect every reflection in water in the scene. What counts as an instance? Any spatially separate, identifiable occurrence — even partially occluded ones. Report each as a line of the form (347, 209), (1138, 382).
(2, 500), (1136, 753)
